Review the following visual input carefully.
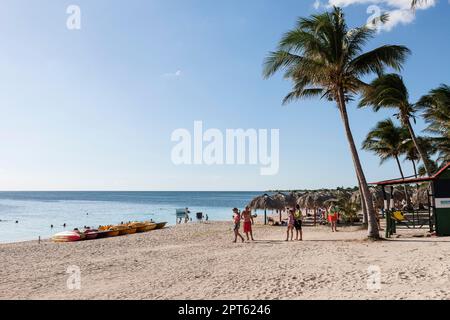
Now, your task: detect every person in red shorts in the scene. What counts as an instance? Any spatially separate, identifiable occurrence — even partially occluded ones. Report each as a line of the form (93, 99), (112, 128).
(328, 205), (339, 232)
(241, 206), (255, 241)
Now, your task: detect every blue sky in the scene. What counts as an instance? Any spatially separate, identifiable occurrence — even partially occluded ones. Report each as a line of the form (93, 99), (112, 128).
(0, 0), (449, 191)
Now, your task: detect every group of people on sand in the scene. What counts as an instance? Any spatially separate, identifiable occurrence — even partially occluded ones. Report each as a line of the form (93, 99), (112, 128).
(232, 207), (254, 243)
(232, 204), (304, 242)
(286, 205), (303, 241)
(232, 204), (342, 242)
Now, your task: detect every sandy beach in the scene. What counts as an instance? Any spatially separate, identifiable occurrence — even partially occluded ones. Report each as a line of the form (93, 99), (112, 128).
(1, 222), (450, 300)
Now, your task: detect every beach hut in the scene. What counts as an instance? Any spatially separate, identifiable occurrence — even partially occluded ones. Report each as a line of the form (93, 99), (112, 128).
(372, 163), (450, 237)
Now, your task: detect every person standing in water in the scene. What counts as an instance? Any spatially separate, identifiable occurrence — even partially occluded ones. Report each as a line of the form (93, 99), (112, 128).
(241, 206), (255, 241)
(232, 208), (245, 243)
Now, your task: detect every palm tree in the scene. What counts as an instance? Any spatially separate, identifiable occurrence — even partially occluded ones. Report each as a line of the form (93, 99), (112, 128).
(417, 84), (450, 164)
(263, 7), (410, 239)
(403, 136), (436, 177)
(325, 192), (361, 225)
(363, 119), (410, 179)
(359, 74), (433, 176)
(363, 119), (411, 204)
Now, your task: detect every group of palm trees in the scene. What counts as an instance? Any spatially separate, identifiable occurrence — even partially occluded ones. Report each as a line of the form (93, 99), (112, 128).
(263, 6), (449, 239)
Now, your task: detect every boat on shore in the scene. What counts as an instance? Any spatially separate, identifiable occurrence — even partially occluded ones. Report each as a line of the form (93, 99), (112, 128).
(52, 231), (85, 242)
(52, 220), (167, 243)
(142, 222), (157, 232)
(155, 222), (167, 230)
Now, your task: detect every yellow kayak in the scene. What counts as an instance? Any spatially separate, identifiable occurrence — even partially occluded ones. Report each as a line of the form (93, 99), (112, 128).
(128, 222), (147, 233)
(115, 225), (137, 235)
(142, 222), (157, 232)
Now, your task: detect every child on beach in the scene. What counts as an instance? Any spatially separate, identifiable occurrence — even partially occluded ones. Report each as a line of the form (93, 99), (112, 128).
(241, 206), (255, 241)
(286, 209), (295, 241)
(232, 208), (245, 243)
(294, 204), (303, 241)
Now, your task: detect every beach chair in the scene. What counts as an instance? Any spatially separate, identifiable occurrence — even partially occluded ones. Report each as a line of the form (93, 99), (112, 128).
(196, 212), (204, 222)
(176, 209), (186, 224)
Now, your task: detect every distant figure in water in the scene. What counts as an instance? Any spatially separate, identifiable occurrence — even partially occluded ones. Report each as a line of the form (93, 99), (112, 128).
(15, 220), (19, 224)
(63, 223), (66, 228)
(50, 225), (54, 228)
(86, 212), (89, 215)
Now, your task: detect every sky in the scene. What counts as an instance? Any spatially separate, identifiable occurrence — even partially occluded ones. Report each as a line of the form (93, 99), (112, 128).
(0, 0), (449, 191)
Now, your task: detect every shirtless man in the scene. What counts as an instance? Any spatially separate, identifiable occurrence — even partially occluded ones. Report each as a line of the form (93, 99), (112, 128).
(241, 206), (255, 241)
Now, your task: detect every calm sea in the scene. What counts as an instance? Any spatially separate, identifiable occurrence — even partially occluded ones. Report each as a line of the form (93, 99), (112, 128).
(0, 191), (262, 243)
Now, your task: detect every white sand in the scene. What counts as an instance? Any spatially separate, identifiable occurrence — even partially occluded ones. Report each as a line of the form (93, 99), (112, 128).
(1, 222), (450, 300)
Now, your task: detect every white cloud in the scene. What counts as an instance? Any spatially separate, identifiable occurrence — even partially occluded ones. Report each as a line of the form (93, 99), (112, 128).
(162, 70), (182, 78)
(313, 0), (322, 10)
(324, 0), (436, 31)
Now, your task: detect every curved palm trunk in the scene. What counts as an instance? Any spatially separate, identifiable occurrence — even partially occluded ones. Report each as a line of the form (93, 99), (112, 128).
(337, 89), (380, 239)
(394, 155), (410, 206)
(406, 119), (432, 176)
(358, 180), (368, 227)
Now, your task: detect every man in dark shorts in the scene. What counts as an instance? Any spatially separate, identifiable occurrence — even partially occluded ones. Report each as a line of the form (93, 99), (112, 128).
(294, 204), (303, 241)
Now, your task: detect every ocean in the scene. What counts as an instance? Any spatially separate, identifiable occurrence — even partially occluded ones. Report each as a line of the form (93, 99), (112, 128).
(0, 191), (262, 243)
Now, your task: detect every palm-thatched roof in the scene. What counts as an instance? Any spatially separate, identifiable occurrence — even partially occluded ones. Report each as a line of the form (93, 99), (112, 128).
(296, 191), (335, 209)
(248, 194), (286, 210)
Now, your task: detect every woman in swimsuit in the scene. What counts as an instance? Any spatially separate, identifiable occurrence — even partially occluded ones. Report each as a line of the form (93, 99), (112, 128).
(232, 208), (245, 243)
(286, 209), (295, 241)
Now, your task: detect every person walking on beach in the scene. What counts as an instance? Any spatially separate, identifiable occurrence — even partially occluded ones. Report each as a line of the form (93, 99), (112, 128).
(294, 205), (303, 241)
(286, 209), (295, 241)
(232, 208), (245, 243)
(241, 206), (254, 241)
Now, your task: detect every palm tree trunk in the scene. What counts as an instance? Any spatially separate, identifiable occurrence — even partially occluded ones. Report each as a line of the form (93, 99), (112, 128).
(411, 160), (418, 178)
(395, 155), (410, 206)
(358, 180), (368, 227)
(406, 119), (432, 176)
(337, 89), (379, 239)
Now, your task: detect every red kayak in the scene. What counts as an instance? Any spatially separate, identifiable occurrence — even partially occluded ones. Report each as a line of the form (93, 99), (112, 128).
(83, 229), (99, 240)
(52, 231), (85, 242)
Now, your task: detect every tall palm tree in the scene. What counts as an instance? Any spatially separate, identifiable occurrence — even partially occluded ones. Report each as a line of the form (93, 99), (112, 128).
(363, 119), (410, 180)
(403, 136), (436, 177)
(263, 7), (410, 239)
(359, 74), (433, 176)
(417, 84), (450, 164)
(363, 119), (411, 203)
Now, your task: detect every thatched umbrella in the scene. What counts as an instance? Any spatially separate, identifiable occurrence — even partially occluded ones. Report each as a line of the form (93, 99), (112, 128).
(412, 185), (430, 208)
(296, 191), (335, 225)
(351, 187), (385, 210)
(297, 192), (315, 210)
(248, 193), (285, 225)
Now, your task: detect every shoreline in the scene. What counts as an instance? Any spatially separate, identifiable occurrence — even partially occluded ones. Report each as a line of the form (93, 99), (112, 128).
(2, 221), (450, 300)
